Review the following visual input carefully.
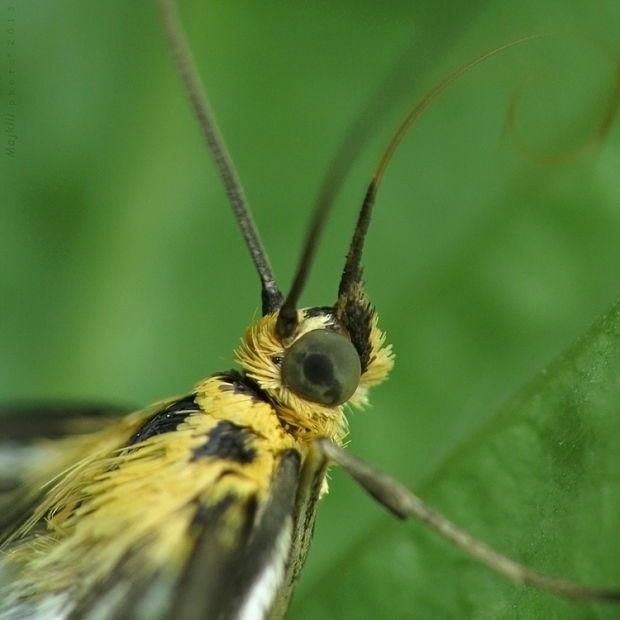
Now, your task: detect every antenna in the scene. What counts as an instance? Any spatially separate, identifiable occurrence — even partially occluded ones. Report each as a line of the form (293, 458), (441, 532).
(338, 37), (543, 303)
(157, 0), (283, 314)
(277, 36), (543, 341)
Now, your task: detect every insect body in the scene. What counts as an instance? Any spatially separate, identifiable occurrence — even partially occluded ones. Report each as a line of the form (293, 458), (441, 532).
(0, 307), (391, 618)
(2, 1), (620, 619)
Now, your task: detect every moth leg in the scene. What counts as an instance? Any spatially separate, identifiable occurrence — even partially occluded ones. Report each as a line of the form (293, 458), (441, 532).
(315, 437), (620, 603)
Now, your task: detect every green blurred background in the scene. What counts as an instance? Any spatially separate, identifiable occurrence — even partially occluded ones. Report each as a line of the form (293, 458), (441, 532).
(2, 0), (620, 618)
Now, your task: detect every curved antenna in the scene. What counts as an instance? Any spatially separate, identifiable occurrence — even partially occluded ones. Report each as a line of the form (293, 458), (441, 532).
(337, 36), (544, 302)
(157, 0), (283, 314)
(505, 53), (620, 165)
(276, 36), (544, 341)
(275, 46), (429, 341)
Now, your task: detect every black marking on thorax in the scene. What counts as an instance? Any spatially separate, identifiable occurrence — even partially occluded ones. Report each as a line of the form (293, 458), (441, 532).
(303, 306), (340, 331)
(215, 370), (270, 404)
(192, 420), (257, 464)
(126, 394), (199, 446)
(303, 306), (335, 320)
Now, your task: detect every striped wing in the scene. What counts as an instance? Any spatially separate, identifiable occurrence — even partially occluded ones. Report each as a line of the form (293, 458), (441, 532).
(0, 403), (130, 546)
(0, 376), (321, 620)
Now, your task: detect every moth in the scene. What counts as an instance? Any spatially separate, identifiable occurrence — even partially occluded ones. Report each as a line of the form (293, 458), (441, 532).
(1, 1), (620, 616)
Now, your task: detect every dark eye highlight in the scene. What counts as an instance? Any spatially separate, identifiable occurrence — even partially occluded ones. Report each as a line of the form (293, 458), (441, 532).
(281, 329), (361, 406)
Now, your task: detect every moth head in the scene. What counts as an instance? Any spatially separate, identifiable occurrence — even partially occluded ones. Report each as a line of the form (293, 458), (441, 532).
(236, 295), (393, 442)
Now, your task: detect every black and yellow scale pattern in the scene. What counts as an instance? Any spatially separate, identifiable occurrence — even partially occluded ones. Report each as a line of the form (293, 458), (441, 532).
(0, 303), (393, 618)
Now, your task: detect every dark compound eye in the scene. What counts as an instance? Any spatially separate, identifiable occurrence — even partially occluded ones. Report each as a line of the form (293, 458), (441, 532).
(281, 329), (361, 406)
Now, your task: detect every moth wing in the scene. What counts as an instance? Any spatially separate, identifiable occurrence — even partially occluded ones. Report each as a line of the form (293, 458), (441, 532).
(0, 402), (132, 544)
(53, 449), (302, 620)
(1, 390), (305, 620)
(169, 448), (301, 620)
(0, 402), (131, 441)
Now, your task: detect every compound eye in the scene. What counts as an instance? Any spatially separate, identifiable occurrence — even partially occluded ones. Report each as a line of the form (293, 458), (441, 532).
(281, 329), (361, 406)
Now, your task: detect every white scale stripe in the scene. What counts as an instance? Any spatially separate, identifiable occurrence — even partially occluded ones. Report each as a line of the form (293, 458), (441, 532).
(238, 518), (293, 620)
